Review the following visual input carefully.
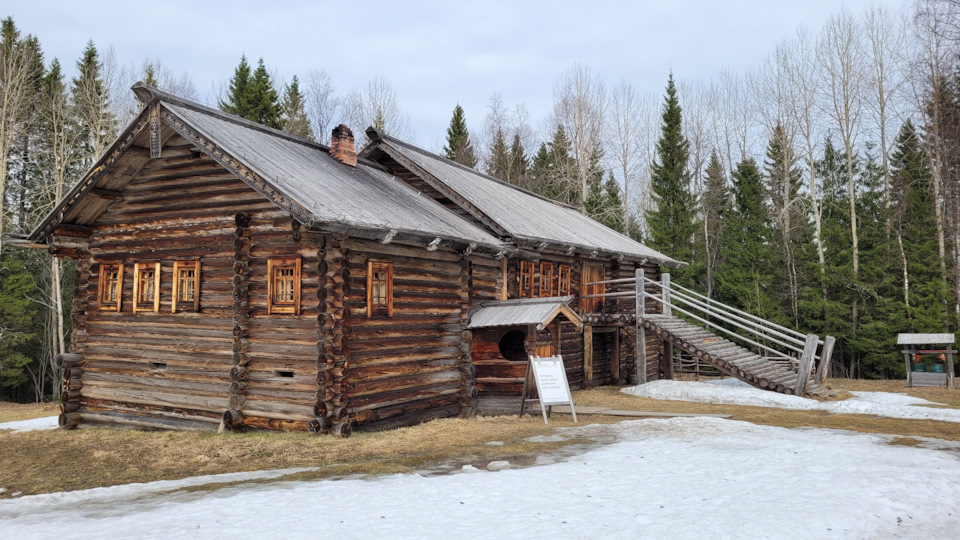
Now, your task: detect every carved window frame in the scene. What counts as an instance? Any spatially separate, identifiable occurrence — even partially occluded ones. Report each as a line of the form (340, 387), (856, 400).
(367, 260), (394, 317)
(539, 262), (554, 298)
(98, 262), (123, 311)
(519, 261), (535, 298)
(133, 262), (161, 313)
(268, 257), (301, 315)
(172, 260), (201, 313)
(558, 265), (571, 297)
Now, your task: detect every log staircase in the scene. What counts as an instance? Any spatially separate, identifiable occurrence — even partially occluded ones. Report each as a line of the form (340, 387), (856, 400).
(587, 272), (836, 398)
(642, 314), (825, 396)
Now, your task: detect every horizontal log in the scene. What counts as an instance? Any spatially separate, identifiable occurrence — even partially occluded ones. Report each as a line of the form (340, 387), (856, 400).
(308, 416), (332, 434)
(330, 421), (352, 438)
(350, 382), (460, 413)
(351, 370), (461, 398)
(77, 410), (216, 431)
(82, 385), (229, 413)
(238, 415), (308, 432)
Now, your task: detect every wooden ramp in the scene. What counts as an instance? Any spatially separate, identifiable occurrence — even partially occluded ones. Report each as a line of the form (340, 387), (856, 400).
(642, 315), (824, 397)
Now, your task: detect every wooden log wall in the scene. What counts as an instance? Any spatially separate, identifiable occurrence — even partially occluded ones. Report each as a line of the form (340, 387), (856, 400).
(72, 136), (310, 431)
(458, 256), (477, 416)
(58, 353), (85, 427)
(223, 211), (251, 430)
(473, 327), (528, 395)
(345, 239), (468, 432)
(238, 211), (321, 432)
(310, 234), (352, 437)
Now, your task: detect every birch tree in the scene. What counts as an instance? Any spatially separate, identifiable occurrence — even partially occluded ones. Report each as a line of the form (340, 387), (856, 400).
(343, 75), (413, 143)
(305, 68), (338, 145)
(608, 81), (642, 234)
(550, 63), (606, 209)
(0, 18), (41, 250)
(818, 10), (866, 353)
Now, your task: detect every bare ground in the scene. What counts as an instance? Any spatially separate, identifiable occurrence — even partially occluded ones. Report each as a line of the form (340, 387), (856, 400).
(1, 378), (957, 498)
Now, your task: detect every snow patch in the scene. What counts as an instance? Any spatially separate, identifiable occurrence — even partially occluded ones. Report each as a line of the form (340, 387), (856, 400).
(0, 416), (59, 433)
(1, 418), (958, 539)
(622, 380), (960, 423)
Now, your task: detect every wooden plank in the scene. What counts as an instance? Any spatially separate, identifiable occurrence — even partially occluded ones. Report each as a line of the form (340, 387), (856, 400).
(583, 326), (593, 385)
(816, 336), (836, 384)
(794, 334), (819, 395)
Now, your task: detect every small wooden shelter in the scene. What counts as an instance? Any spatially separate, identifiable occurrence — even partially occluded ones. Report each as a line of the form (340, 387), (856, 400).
(899, 333), (956, 389)
(13, 84), (682, 435)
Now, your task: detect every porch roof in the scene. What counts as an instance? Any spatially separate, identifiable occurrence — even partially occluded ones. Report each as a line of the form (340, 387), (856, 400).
(468, 296), (582, 331)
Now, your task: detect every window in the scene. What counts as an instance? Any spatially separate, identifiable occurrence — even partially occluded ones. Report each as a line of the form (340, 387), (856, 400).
(367, 260), (394, 317)
(268, 257), (301, 314)
(539, 262), (554, 297)
(558, 265), (571, 297)
(519, 261), (535, 298)
(581, 263), (605, 313)
(133, 262), (161, 313)
(98, 262), (123, 311)
(172, 260), (201, 312)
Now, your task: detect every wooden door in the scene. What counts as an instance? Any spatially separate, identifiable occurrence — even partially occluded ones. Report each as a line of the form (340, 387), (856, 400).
(581, 264), (604, 313)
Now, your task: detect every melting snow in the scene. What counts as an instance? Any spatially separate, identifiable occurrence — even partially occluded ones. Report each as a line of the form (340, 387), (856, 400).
(623, 379), (960, 423)
(1, 417), (958, 539)
(2, 381), (959, 538)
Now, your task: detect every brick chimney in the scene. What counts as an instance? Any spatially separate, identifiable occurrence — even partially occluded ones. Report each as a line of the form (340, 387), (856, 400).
(330, 124), (357, 167)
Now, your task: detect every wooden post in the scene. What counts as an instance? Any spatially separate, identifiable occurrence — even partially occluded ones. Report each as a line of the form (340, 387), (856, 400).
(663, 341), (674, 380)
(948, 351), (956, 390)
(815, 335), (836, 384)
(635, 268), (646, 384)
(583, 325), (594, 388)
(795, 334), (819, 396)
(661, 273), (672, 317)
(611, 329), (620, 383)
(903, 349), (913, 387)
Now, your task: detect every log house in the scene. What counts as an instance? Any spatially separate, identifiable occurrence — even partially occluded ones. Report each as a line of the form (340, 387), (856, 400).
(18, 84), (682, 434)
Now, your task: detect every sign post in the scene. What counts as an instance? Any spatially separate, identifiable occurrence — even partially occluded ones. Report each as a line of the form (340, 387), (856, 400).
(519, 355), (577, 424)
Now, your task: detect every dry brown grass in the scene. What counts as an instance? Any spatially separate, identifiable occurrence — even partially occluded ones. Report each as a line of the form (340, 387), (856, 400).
(0, 413), (598, 498)
(0, 402), (58, 423)
(1, 378), (958, 498)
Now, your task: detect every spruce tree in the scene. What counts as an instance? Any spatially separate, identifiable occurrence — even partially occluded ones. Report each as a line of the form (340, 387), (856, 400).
(529, 125), (577, 205)
(443, 104), (477, 168)
(702, 150), (728, 299)
(851, 151), (905, 378)
(281, 76), (314, 141)
(507, 133), (528, 186)
(219, 57), (282, 129)
(763, 125), (807, 326)
(810, 139), (857, 375)
(645, 74), (698, 284)
(247, 59), (282, 129)
(893, 120), (951, 332)
(219, 55), (251, 117)
(71, 40), (116, 164)
(486, 128), (509, 181)
(585, 170), (626, 232)
(143, 64), (158, 88)
(715, 158), (780, 321)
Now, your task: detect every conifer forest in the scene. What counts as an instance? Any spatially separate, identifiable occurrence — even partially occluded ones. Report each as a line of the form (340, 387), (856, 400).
(1, 1), (959, 401)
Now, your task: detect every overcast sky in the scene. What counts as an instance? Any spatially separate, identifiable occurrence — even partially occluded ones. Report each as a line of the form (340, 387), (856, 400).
(10, 0), (911, 151)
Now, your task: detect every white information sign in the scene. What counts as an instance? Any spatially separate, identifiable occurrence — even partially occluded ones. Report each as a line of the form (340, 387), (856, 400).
(531, 357), (572, 405)
(522, 355), (577, 424)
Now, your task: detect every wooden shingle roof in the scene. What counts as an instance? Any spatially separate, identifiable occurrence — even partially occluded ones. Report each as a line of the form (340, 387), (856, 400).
(468, 296), (582, 330)
(29, 85), (504, 253)
(361, 130), (684, 267)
